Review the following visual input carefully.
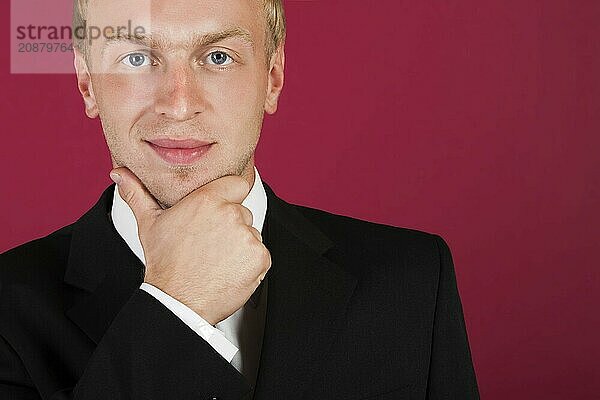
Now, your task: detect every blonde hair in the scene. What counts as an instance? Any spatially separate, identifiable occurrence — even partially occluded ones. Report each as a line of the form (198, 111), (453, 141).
(73, 0), (286, 61)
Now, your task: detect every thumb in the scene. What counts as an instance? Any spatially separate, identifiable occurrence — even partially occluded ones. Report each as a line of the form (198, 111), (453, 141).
(109, 167), (162, 222)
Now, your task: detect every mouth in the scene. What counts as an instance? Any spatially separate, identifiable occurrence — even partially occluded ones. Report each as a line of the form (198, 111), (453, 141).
(145, 138), (215, 165)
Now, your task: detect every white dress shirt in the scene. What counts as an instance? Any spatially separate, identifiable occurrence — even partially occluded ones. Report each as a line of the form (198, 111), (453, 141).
(110, 167), (268, 367)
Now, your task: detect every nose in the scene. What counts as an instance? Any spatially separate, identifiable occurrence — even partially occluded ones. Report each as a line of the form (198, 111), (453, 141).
(154, 63), (205, 121)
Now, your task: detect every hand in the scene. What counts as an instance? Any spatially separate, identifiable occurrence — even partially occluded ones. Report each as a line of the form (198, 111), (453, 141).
(109, 168), (271, 325)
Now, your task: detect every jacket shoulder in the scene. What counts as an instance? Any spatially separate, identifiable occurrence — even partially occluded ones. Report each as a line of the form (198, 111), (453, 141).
(290, 203), (449, 280)
(0, 224), (74, 287)
(294, 203), (441, 247)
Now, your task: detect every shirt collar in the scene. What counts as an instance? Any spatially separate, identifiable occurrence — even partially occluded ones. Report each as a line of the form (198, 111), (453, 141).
(111, 167), (268, 266)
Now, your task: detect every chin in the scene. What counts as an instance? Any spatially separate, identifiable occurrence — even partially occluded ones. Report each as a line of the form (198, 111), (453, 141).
(153, 190), (186, 210)
(151, 177), (210, 209)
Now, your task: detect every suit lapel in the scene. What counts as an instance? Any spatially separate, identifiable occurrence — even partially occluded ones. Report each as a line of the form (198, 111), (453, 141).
(254, 183), (358, 400)
(64, 183), (146, 344)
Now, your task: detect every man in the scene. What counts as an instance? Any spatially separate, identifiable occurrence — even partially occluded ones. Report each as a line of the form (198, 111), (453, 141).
(0, 0), (479, 399)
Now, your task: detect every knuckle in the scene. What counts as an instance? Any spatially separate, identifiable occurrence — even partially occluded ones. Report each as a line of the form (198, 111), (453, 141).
(215, 203), (236, 222)
(226, 205), (242, 222)
(242, 228), (257, 245)
(242, 206), (253, 221)
(248, 225), (259, 235)
(257, 244), (271, 266)
(231, 175), (247, 187)
(230, 176), (250, 195)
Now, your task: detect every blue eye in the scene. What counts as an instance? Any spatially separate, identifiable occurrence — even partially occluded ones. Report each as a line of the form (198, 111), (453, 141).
(122, 53), (152, 68)
(206, 51), (233, 66)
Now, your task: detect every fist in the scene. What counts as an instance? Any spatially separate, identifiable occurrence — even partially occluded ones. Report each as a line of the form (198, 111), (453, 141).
(110, 167), (271, 325)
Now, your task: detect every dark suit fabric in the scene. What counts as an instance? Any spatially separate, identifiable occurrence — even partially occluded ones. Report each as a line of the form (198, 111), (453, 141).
(0, 182), (479, 399)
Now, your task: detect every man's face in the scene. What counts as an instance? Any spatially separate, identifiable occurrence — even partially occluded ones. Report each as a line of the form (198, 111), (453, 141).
(75, 0), (284, 208)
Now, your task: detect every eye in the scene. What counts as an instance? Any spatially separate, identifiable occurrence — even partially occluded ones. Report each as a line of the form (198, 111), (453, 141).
(121, 53), (152, 68)
(204, 51), (234, 67)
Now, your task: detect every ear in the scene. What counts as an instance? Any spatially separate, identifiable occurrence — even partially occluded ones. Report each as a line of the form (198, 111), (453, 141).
(264, 43), (285, 115)
(73, 49), (99, 119)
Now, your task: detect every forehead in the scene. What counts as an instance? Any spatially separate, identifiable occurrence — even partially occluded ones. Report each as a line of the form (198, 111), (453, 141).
(86, 0), (266, 45)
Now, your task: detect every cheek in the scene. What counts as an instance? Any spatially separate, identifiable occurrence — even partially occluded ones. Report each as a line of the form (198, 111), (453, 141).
(93, 75), (157, 166)
(207, 70), (266, 133)
(94, 74), (155, 127)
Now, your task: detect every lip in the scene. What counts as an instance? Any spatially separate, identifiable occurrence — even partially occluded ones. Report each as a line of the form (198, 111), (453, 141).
(146, 138), (213, 149)
(145, 138), (214, 165)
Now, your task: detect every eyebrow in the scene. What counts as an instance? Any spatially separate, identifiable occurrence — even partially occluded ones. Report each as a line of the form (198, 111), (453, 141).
(101, 27), (255, 56)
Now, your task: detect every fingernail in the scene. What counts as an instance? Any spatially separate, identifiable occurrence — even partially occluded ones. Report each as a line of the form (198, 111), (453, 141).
(109, 171), (122, 184)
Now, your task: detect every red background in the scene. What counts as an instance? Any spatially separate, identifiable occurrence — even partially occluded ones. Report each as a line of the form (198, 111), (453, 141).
(1, 1), (599, 398)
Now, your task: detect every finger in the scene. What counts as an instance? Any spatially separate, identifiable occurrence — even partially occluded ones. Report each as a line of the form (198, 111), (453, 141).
(199, 175), (250, 204)
(109, 167), (162, 223)
(248, 226), (263, 242)
(237, 205), (254, 227)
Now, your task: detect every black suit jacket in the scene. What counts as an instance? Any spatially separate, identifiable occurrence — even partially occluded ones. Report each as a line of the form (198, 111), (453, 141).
(0, 182), (479, 399)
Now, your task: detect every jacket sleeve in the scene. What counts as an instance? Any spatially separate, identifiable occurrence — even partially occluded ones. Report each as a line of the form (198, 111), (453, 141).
(139, 282), (239, 361)
(426, 235), (480, 399)
(0, 289), (252, 400)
